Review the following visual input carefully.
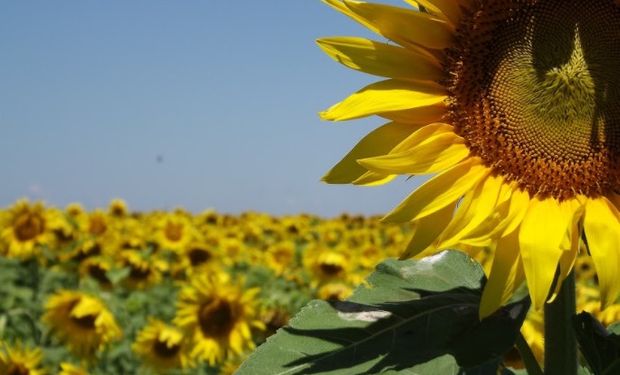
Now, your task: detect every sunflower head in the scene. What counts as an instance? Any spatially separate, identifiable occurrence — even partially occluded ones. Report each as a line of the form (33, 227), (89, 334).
(174, 274), (264, 366)
(42, 290), (122, 358)
(320, 0), (620, 315)
(133, 319), (193, 371)
(0, 200), (59, 259)
(265, 240), (297, 276)
(108, 199), (128, 218)
(153, 214), (196, 252)
(0, 342), (45, 375)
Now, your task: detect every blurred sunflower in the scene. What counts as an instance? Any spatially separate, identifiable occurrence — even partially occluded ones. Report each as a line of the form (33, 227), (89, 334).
(108, 198), (128, 218)
(0, 200), (60, 259)
(153, 214), (196, 252)
(82, 210), (110, 239)
(320, 0), (620, 315)
(178, 241), (221, 277)
(303, 244), (354, 286)
(265, 240), (297, 276)
(78, 256), (113, 288)
(58, 362), (89, 375)
(42, 290), (122, 357)
(133, 319), (193, 371)
(318, 282), (353, 301)
(0, 342), (45, 375)
(174, 274), (264, 366)
(118, 250), (164, 289)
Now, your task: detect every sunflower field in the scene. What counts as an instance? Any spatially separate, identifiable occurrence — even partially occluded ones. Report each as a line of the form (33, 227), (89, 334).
(0, 198), (617, 374)
(0, 198), (412, 374)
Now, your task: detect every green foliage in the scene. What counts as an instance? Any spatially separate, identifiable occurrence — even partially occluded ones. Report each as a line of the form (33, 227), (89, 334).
(574, 312), (620, 375)
(238, 251), (530, 375)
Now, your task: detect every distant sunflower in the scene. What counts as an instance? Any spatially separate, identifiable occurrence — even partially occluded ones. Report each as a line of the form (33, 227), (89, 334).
(58, 362), (89, 375)
(118, 250), (163, 289)
(174, 274), (264, 366)
(0, 342), (45, 375)
(78, 256), (113, 288)
(108, 198), (128, 218)
(133, 319), (192, 371)
(0, 200), (60, 259)
(320, 0), (620, 315)
(318, 282), (353, 301)
(181, 242), (221, 277)
(265, 240), (297, 276)
(42, 290), (122, 357)
(303, 244), (354, 285)
(154, 214), (196, 252)
(83, 211), (110, 239)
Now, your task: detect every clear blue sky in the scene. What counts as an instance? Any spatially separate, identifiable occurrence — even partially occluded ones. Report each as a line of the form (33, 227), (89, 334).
(0, 0), (423, 216)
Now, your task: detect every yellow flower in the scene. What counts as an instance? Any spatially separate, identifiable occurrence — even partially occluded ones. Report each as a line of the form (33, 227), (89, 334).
(303, 244), (354, 285)
(58, 362), (89, 375)
(78, 256), (113, 287)
(153, 213), (196, 253)
(42, 290), (122, 357)
(0, 342), (45, 375)
(133, 319), (193, 371)
(174, 274), (264, 366)
(108, 198), (128, 218)
(265, 240), (297, 276)
(0, 199), (60, 259)
(117, 250), (163, 289)
(318, 282), (353, 301)
(320, 0), (620, 316)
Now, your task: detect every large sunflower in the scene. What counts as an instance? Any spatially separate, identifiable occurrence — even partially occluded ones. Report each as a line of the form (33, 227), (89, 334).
(42, 290), (122, 357)
(174, 274), (264, 366)
(319, 0), (620, 316)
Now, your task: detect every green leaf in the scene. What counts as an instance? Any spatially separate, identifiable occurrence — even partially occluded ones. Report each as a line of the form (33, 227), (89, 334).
(106, 267), (131, 285)
(237, 251), (529, 375)
(574, 312), (620, 375)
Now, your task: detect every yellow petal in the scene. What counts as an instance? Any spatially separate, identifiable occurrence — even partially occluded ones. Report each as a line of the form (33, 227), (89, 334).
(323, 122), (423, 184)
(437, 174), (505, 249)
(352, 170), (396, 186)
(390, 122), (453, 153)
(342, 0), (454, 50)
(316, 37), (442, 81)
(479, 230), (525, 319)
(584, 197), (620, 307)
(359, 132), (468, 175)
(320, 79), (446, 121)
(382, 157), (488, 223)
(519, 197), (584, 310)
(400, 201), (455, 259)
(380, 104), (447, 124)
(414, 0), (462, 25)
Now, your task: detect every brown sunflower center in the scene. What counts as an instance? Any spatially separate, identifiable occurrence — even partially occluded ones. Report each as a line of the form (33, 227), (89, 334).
(88, 264), (111, 285)
(14, 213), (45, 242)
(129, 263), (151, 280)
(165, 222), (183, 242)
(319, 263), (343, 276)
(198, 298), (237, 338)
(188, 248), (212, 266)
(89, 217), (107, 236)
(447, 0), (620, 199)
(71, 313), (97, 330)
(153, 339), (181, 358)
(6, 364), (30, 375)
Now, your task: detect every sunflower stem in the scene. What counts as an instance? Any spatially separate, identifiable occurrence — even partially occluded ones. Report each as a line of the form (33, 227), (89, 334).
(516, 332), (544, 375)
(543, 271), (577, 375)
